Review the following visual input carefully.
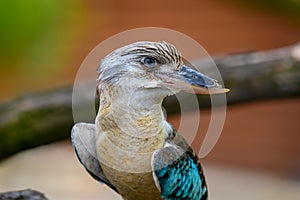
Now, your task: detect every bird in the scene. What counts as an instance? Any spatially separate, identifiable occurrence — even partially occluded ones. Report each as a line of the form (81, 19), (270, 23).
(71, 41), (229, 200)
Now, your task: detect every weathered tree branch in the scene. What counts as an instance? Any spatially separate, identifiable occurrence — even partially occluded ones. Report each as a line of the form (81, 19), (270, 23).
(1, 43), (300, 161)
(166, 43), (300, 112)
(216, 43), (300, 102)
(0, 88), (73, 160)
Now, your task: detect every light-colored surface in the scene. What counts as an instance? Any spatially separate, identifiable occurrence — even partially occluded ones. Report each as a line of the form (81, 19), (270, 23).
(0, 142), (122, 200)
(0, 142), (299, 200)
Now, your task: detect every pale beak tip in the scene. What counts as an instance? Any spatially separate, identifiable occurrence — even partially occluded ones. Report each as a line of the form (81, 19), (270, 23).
(208, 87), (230, 94)
(223, 88), (230, 93)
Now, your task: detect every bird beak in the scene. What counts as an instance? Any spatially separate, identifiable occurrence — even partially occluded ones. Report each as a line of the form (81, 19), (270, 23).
(157, 65), (229, 94)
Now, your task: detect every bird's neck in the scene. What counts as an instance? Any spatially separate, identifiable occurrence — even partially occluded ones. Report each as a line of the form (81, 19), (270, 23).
(96, 86), (171, 152)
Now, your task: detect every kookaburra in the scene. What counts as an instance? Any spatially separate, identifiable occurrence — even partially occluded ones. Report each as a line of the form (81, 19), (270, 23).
(71, 41), (229, 200)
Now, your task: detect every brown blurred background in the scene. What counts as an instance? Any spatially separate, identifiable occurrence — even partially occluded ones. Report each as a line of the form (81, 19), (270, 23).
(0, 0), (299, 199)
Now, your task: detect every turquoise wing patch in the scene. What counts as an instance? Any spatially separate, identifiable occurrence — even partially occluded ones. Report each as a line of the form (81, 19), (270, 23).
(152, 145), (207, 200)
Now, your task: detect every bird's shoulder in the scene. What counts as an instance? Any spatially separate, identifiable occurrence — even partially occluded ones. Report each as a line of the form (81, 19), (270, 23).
(151, 127), (208, 200)
(71, 123), (119, 193)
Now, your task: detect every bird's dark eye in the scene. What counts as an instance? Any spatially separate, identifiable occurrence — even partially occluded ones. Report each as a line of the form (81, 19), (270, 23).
(142, 57), (157, 67)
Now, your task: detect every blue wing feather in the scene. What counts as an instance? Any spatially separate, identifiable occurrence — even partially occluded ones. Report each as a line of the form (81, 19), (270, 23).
(152, 128), (208, 200)
(154, 153), (205, 200)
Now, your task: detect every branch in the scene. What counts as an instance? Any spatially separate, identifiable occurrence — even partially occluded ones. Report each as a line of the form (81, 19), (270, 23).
(1, 43), (300, 160)
(165, 43), (300, 112)
(0, 88), (73, 160)
(216, 43), (300, 102)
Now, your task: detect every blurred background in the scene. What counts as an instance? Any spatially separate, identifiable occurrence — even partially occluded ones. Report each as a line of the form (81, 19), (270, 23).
(0, 0), (299, 199)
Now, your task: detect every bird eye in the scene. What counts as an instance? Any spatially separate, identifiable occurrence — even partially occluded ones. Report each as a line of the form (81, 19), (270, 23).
(142, 57), (157, 67)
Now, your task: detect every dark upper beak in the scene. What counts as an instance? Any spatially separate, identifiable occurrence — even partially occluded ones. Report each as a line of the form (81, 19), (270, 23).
(157, 64), (229, 94)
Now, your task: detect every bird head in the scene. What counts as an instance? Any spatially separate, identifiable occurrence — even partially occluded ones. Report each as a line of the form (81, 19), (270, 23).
(97, 41), (229, 99)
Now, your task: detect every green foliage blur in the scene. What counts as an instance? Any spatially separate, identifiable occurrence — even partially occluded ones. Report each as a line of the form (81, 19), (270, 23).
(1, 1), (60, 60)
(0, 0), (84, 99)
(0, 0), (79, 65)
